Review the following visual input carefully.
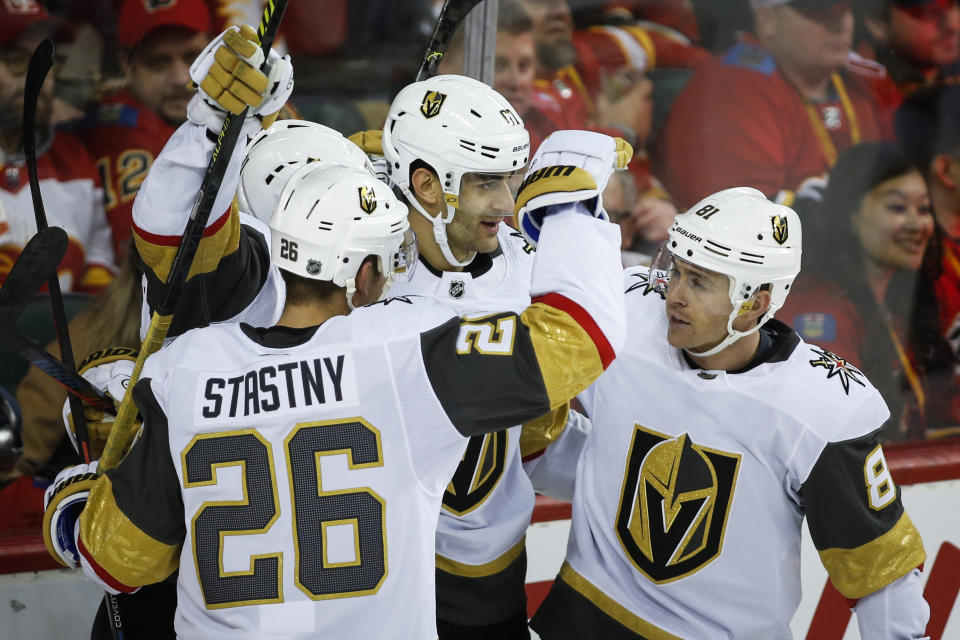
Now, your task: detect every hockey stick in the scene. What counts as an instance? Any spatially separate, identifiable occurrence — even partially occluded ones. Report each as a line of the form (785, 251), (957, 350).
(417, 0), (485, 81)
(21, 42), (127, 640)
(21, 39), (97, 462)
(98, 0), (290, 471)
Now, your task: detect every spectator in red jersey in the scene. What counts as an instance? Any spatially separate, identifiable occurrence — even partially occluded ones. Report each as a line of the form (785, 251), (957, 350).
(656, 0), (894, 209)
(0, 0), (114, 294)
(896, 83), (960, 435)
(780, 141), (956, 441)
(859, 0), (960, 99)
(78, 0), (212, 259)
(518, 0), (708, 151)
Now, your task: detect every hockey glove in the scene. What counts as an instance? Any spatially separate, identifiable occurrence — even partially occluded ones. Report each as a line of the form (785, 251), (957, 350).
(515, 130), (633, 247)
(347, 129), (384, 156)
(62, 347), (140, 460)
(188, 25), (294, 135)
(42, 461), (99, 567)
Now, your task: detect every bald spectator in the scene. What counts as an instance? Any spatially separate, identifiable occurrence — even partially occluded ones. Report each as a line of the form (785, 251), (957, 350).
(0, 0), (114, 294)
(77, 0), (211, 259)
(656, 0), (893, 209)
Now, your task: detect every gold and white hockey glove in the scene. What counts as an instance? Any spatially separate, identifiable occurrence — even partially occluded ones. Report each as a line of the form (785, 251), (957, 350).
(188, 25), (294, 134)
(42, 461), (99, 567)
(62, 347), (140, 460)
(515, 130), (633, 247)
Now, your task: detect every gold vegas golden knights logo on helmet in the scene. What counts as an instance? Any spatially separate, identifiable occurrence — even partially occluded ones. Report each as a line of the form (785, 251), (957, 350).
(420, 90), (447, 119)
(358, 186), (377, 213)
(616, 426), (741, 583)
(772, 215), (789, 245)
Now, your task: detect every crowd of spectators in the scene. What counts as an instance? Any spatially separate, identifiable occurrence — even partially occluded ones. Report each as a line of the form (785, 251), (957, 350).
(0, 0), (958, 536)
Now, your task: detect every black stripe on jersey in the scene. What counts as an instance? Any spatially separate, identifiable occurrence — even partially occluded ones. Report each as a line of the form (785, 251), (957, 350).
(530, 574), (666, 640)
(104, 378), (186, 546)
(141, 224), (270, 338)
(421, 314), (552, 437)
(435, 548), (528, 624)
(240, 323), (320, 348)
(801, 426), (903, 550)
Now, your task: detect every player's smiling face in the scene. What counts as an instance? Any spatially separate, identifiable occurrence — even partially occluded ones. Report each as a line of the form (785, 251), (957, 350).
(446, 172), (516, 258)
(664, 258), (735, 353)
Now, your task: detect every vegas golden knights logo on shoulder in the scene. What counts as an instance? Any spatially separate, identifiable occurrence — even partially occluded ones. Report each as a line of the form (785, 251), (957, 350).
(771, 215), (789, 245)
(358, 186), (377, 213)
(420, 90), (447, 119)
(616, 426), (740, 583)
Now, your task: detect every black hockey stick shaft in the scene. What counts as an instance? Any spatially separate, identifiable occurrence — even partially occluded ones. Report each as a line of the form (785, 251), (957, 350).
(417, 0), (484, 81)
(100, 0), (290, 471)
(22, 39), (95, 464)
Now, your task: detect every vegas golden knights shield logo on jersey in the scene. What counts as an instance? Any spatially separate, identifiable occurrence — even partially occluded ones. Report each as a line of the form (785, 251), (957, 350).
(442, 431), (508, 515)
(420, 90), (447, 119)
(358, 186), (377, 213)
(616, 426), (740, 583)
(771, 215), (789, 245)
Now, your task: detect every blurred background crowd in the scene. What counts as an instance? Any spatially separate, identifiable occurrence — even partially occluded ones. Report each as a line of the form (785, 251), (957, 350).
(0, 0), (958, 539)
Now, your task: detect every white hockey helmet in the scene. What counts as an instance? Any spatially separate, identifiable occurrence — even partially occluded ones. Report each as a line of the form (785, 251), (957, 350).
(238, 120), (375, 223)
(381, 74), (530, 267)
(651, 187), (802, 357)
(269, 163), (417, 309)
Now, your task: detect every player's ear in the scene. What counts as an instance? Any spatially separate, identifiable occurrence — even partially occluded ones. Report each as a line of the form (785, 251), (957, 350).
(410, 167), (443, 213)
(732, 289), (772, 331)
(353, 255), (385, 306)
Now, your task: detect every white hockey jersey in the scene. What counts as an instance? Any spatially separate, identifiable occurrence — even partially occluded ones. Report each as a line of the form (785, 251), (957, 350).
(530, 267), (926, 640)
(75, 213), (627, 639)
(387, 226), (538, 623)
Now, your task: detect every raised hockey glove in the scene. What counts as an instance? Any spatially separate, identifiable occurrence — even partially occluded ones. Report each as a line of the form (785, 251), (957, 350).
(188, 25), (294, 134)
(515, 130), (633, 247)
(62, 348), (140, 459)
(42, 461), (99, 567)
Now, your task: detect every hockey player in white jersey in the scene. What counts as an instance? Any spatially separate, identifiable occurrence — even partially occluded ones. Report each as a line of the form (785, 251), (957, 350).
(41, 133), (626, 638)
(529, 187), (930, 640)
(377, 73), (539, 638)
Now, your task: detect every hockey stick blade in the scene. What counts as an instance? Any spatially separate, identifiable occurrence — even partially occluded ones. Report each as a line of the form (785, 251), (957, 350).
(0, 228), (114, 412)
(99, 0), (291, 471)
(0, 227), (65, 315)
(417, 0), (484, 81)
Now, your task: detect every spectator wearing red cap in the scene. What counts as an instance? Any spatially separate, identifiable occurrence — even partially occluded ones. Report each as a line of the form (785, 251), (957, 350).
(77, 0), (212, 259)
(0, 0), (115, 294)
(859, 0), (960, 103)
(656, 0), (895, 209)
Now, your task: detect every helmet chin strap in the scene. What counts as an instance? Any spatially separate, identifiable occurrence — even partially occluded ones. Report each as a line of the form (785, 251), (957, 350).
(403, 186), (474, 268)
(685, 297), (766, 359)
(345, 276), (358, 311)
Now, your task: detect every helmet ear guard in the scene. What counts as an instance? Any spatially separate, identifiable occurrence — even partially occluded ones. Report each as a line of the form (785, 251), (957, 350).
(381, 74), (530, 267)
(656, 187), (802, 357)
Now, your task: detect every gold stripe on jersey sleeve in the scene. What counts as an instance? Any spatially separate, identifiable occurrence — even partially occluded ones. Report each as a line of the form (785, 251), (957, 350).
(520, 403), (571, 459)
(79, 475), (180, 586)
(818, 512), (926, 599)
(559, 563), (683, 640)
(521, 303), (605, 410)
(436, 536), (526, 578)
(133, 200), (241, 283)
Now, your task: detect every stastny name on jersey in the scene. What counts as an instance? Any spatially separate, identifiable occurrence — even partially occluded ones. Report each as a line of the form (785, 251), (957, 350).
(199, 355), (352, 420)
